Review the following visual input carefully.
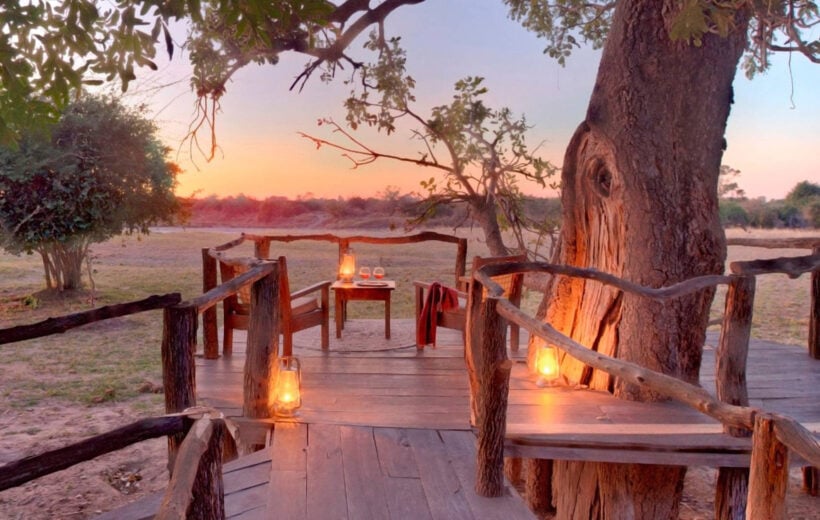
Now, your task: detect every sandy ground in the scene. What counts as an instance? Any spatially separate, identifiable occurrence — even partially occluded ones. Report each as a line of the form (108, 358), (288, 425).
(0, 400), (169, 520)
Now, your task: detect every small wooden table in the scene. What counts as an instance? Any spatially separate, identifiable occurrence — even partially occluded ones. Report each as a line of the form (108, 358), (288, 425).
(331, 280), (396, 339)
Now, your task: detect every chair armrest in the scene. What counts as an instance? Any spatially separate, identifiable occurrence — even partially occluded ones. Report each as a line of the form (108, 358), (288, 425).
(412, 280), (434, 291)
(412, 280), (467, 323)
(291, 280), (332, 300)
(412, 280), (466, 298)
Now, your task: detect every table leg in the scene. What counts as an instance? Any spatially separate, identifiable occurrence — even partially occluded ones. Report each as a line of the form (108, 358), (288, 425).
(335, 292), (343, 339)
(385, 294), (391, 339)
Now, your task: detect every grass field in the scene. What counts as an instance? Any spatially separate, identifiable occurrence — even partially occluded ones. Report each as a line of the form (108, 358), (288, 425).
(0, 227), (816, 410)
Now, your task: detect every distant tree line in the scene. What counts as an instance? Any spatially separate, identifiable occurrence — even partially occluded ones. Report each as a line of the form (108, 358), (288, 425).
(183, 190), (563, 233)
(719, 180), (820, 229)
(185, 182), (819, 232)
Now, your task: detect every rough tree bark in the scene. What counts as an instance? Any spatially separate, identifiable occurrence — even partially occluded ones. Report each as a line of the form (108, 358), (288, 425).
(538, 2), (750, 518)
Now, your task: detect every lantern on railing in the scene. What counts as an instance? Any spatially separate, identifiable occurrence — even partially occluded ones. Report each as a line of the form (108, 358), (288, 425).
(273, 356), (302, 417)
(339, 249), (356, 283)
(535, 344), (560, 387)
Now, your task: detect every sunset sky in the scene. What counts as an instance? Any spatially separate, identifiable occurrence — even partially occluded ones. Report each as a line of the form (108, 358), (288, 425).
(130, 1), (820, 201)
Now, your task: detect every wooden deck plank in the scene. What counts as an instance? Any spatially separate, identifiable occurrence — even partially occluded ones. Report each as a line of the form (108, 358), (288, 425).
(225, 483), (268, 519)
(340, 425), (391, 520)
(374, 427), (420, 478)
(267, 422), (307, 519)
(406, 428), (474, 520)
(382, 475), (433, 520)
(305, 423), (348, 520)
(295, 410), (470, 430)
(440, 429), (535, 520)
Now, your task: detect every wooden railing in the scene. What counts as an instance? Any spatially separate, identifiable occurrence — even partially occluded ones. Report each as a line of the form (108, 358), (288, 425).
(466, 252), (820, 517)
(0, 288), (250, 519)
(726, 236), (820, 359)
(200, 231), (468, 358)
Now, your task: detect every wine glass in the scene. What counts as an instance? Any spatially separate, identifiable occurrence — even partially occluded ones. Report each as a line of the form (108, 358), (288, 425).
(373, 266), (385, 279)
(359, 266), (371, 280)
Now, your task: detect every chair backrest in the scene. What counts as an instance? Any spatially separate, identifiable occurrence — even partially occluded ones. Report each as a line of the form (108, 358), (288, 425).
(277, 256), (293, 324)
(471, 254), (527, 304)
(218, 256), (292, 316)
(218, 257), (252, 306)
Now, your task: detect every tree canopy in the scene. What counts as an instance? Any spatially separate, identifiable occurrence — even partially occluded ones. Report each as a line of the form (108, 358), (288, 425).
(0, 0), (424, 148)
(503, 0), (820, 77)
(0, 96), (180, 290)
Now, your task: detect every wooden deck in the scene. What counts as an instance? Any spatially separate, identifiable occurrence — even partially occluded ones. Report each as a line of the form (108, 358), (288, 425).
(104, 320), (819, 519)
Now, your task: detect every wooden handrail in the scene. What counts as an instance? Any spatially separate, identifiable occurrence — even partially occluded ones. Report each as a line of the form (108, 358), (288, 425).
(730, 252), (820, 277)
(190, 261), (275, 313)
(0, 415), (185, 491)
(726, 237), (820, 249)
(0, 293), (181, 345)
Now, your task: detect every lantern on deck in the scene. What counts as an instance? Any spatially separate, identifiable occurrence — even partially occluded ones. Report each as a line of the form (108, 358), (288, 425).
(273, 356), (302, 417)
(535, 344), (560, 387)
(339, 249), (356, 283)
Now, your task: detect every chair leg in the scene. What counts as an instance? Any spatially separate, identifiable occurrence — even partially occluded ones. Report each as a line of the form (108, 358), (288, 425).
(510, 324), (520, 352)
(223, 323), (233, 356)
(283, 333), (293, 358)
(321, 321), (329, 350)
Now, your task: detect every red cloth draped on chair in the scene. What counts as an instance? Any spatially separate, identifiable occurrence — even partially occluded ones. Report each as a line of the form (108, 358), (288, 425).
(416, 282), (461, 347)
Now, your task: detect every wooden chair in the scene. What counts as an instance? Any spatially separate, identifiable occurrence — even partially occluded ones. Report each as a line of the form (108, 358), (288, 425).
(219, 256), (330, 356)
(414, 254), (526, 350)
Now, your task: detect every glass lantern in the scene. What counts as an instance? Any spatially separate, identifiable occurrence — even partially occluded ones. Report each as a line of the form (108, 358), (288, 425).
(273, 356), (302, 417)
(339, 249), (356, 283)
(535, 344), (560, 387)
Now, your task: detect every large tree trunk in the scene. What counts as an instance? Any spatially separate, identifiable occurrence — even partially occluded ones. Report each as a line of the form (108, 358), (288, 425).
(540, 2), (749, 518)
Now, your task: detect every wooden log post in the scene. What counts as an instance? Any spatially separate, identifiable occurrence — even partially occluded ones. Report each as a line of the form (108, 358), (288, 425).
(157, 418), (226, 520)
(253, 237), (271, 259)
(715, 275), (755, 519)
(468, 276), (512, 497)
(189, 419), (226, 520)
(747, 413), (789, 520)
(455, 238), (468, 288)
(201, 248), (219, 359)
(810, 246), (819, 359)
(803, 466), (818, 496)
(799, 247), (818, 497)
(243, 263), (279, 421)
(524, 458), (555, 515)
(162, 304), (199, 469)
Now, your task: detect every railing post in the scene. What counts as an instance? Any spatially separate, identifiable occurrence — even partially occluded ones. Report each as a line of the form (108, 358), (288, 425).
(468, 275), (511, 497)
(715, 275), (755, 519)
(201, 248), (219, 359)
(455, 238), (468, 288)
(162, 304), (198, 470)
(243, 262), (279, 420)
(254, 237), (271, 259)
(189, 419), (226, 520)
(810, 245), (819, 359)
(747, 413), (789, 520)
(805, 245), (819, 501)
